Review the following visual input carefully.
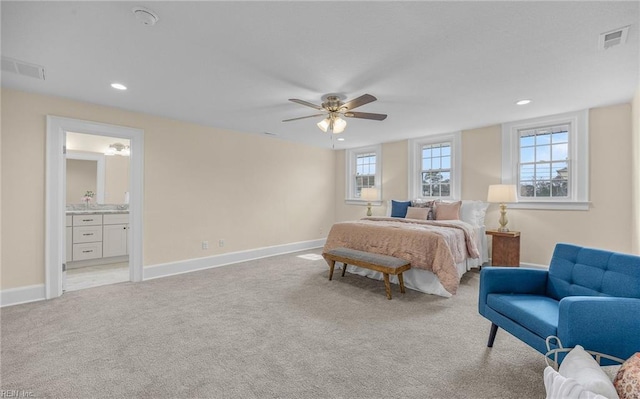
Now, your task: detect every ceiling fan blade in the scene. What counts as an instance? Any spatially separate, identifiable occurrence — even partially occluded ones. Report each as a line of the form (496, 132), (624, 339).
(289, 99), (323, 110)
(282, 113), (326, 122)
(344, 111), (387, 121)
(341, 94), (377, 111)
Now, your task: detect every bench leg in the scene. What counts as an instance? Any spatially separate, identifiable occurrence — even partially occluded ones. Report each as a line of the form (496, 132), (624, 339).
(328, 260), (335, 281)
(383, 273), (392, 300)
(487, 323), (499, 347)
(398, 273), (406, 294)
(341, 263), (348, 277)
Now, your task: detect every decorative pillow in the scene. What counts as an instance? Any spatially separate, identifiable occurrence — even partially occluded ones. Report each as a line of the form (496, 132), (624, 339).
(559, 345), (620, 399)
(411, 199), (435, 220)
(435, 201), (462, 220)
(405, 207), (429, 220)
(614, 352), (640, 399)
(544, 366), (609, 399)
(390, 200), (412, 218)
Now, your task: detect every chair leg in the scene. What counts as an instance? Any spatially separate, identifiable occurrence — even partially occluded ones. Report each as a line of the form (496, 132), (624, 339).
(487, 323), (498, 347)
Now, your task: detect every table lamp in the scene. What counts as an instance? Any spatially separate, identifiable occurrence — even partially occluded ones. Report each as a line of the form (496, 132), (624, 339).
(361, 188), (378, 217)
(487, 184), (518, 232)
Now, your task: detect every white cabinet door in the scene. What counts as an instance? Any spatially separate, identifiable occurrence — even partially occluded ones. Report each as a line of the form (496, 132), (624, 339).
(103, 224), (128, 257)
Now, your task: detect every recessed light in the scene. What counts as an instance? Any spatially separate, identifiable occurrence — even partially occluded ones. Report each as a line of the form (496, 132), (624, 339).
(111, 83), (127, 90)
(337, 137), (345, 141)
(516, 99), (531, 105)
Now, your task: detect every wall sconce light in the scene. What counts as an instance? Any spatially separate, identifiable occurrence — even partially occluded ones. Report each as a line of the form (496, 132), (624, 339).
(105, 143), (130, 157)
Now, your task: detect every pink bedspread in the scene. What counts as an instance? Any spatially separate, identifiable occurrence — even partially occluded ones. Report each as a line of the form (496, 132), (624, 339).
(323, 217), (479, 295)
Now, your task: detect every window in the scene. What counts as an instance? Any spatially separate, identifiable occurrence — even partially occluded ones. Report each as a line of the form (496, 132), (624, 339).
(408, 132), (461, 200)
(346, 145), (381, 202)
(502, 110), (589, 210)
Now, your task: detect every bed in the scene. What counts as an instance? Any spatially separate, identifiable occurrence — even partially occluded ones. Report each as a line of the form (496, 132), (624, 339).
(323, 200), (490, 297)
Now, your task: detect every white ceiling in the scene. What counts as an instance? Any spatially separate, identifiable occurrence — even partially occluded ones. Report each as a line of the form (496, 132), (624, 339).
(2, 1), (639, 149)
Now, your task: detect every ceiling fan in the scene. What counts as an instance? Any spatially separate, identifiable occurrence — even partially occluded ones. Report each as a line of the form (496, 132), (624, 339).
(282, 93), (387, 134)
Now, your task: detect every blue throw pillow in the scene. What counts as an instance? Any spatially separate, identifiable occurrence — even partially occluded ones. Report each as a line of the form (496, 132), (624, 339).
(390, 200), (411, 218)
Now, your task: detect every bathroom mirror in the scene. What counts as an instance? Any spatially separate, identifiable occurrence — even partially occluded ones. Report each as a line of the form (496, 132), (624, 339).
(66, 150), (130, 205)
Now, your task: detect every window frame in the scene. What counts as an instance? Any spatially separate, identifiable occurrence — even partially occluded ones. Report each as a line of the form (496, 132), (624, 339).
(501, 110), (589, 210)
(345, 144), (382, 204)
(408, 132), (461, 201)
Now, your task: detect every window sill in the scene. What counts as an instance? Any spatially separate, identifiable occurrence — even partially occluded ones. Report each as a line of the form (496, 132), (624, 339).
(345, 199), (383, 206)
(509, 201), (590, 211)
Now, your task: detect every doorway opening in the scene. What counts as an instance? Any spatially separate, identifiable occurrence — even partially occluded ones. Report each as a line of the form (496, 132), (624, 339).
(64, 133), (131, 291)
(46, 116), (144, 299)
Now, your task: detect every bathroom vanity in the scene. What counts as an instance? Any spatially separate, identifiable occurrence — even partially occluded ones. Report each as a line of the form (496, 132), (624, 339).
(66, 210), (129, 267)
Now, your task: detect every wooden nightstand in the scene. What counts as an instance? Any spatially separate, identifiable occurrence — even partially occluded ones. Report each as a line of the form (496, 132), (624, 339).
(486, 230), (520, 267)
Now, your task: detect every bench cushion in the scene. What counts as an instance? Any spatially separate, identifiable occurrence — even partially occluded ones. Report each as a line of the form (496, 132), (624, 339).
(487, 293), (559, 339)
(325, 247), (409, 269)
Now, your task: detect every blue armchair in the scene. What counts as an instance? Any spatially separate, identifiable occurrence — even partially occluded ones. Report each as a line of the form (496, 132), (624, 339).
(478, 243), (640, 362)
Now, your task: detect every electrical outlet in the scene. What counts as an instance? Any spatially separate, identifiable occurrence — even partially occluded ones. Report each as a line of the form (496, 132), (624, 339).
(202, 241), (209, 250)
(218, 239), (225, 247)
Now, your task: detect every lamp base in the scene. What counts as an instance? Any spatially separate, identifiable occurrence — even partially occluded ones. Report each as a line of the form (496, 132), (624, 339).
(366, 203), (372, 217)
(497, 203), (509, 232)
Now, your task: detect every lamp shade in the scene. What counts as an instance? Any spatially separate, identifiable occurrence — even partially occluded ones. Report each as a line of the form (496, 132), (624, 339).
(317, 118), (330, 132)
(487, 184), (517, 203)
(361, 187), (378, 201)
(332, 117), (346, 134)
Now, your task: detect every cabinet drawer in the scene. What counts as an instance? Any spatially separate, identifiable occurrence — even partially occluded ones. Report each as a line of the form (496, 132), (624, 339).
(103, 213), (129, 225)
(73, 242), (103, 261)
(73, 214), (103, 226)
(73, 226), (103, 243)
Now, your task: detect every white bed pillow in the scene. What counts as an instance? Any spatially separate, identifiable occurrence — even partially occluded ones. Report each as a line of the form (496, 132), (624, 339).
(460, 200), (489, 227)
(544, 366), (609, 399)
(559, 346), (620, 399)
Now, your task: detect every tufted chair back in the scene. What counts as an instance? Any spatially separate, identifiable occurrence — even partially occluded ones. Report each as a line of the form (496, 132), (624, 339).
(546, 243), (640, 300)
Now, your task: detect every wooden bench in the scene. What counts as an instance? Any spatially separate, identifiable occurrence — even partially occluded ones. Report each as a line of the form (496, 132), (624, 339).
(322, 247), (411, 300)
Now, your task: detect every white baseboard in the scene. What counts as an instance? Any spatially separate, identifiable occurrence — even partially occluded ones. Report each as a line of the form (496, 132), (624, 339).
(143, 238), (326, 281)
(1, 284), (46, 307)
(0, 239), (326, 307)
(520, 262), (548, 269)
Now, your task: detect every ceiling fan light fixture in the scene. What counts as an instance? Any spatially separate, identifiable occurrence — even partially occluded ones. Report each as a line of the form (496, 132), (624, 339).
(317, 117), (330, 132)
(332, 117), (346, 134)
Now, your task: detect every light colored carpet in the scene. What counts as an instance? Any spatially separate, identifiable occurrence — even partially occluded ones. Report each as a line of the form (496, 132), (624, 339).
(1, 249), (546, 398)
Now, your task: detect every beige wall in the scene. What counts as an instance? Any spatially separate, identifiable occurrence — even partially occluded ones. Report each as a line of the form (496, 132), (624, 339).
(334, 103), (634, 266)
(1, 88), (335, 289)
(632, 86), (640, 254)
(104, 155), (129, 204)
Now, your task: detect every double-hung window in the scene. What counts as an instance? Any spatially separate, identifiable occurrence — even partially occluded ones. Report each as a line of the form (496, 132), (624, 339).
(502, 110), (589, 210)
(408, 132), (461, 200)
(346, 144), (381, 202)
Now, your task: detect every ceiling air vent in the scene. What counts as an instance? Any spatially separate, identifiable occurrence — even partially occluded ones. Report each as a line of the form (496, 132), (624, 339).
(598, 26), (630, 50)
(1, 56), (45, 80)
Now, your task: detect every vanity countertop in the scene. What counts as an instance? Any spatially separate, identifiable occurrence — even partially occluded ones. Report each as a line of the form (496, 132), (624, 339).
(66, 210), (129, 215)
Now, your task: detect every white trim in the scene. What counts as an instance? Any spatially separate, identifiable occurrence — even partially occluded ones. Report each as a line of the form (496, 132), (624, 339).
(144, 238), (326, 280)
(501, 110), (589, 210)
(46, 116), (144, 300)
(66, 150), (106, 203)
(1, 284), (46, 307)
(345, 144), (382, 202)
(408, 132), (461, 200)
